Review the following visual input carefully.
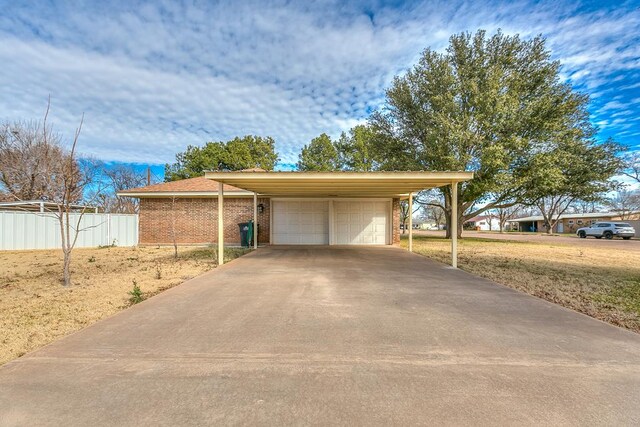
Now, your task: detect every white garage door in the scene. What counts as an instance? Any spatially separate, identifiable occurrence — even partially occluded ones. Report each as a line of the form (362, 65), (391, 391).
(272, 201), (329, 244)
(334, 201), (388, 245)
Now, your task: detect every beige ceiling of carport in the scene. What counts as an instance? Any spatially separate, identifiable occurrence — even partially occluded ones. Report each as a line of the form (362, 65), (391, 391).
(204, 171), (474, 197)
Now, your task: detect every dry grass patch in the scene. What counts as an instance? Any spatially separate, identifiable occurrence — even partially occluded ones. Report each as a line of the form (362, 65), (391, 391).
(402, 235), (640, 332)
(0, 246), (249, 365)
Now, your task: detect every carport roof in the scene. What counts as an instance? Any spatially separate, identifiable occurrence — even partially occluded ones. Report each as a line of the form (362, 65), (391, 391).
(204, 171), (474, 197)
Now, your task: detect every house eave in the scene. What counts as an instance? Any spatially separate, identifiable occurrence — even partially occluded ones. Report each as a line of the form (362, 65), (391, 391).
(116, 191), (253, 198)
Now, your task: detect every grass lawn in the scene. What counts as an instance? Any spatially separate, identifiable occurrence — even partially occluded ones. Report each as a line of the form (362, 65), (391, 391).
(0, 245), (250, 365)
(401, 235), (640, 332)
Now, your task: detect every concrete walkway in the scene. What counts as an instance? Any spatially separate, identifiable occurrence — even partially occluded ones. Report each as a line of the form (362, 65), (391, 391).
(1, 246), (639, 425)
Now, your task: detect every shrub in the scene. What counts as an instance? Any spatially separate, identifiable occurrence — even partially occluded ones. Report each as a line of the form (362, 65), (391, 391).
(128, 279), (144, 305)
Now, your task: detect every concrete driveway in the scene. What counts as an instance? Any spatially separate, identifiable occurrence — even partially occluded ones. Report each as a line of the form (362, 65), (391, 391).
(1, 246), (640, 425)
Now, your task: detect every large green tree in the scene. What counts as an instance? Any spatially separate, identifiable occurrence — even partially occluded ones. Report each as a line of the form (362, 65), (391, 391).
(335, 125), (377, 171)
(297, 126), (378, 172)
(164, 135), (278, 181)
(297, 133), (341, 171)
(520, 137), (621, 233)
(370, 29), (621, 237)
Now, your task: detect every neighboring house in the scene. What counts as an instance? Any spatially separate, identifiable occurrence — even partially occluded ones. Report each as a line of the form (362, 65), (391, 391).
(465, 215), (501, 231)
(508, 212), (640, 234)
(414, 220), (439, 230)
(118, 171), (473, 252)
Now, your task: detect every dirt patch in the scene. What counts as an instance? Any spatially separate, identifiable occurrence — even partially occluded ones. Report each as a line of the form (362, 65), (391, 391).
(0, 246), (249, 365)
(402, 235), (640, 332)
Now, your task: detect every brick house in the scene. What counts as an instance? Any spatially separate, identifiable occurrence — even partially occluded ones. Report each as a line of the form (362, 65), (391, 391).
(508, 212), (640, 234)
(119, 170), (474, 266)
(119, 176), (404, 246)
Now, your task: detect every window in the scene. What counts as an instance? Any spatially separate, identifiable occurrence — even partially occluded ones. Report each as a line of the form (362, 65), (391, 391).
(577, 220), (583, 225)
(597, 223), (610, 228)
(615, 223), (631, 228)
(568, 220), (574, 224)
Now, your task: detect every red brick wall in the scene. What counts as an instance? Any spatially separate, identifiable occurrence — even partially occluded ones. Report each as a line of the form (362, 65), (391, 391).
(139, 197), (270, 245)
(392, 198), (400, 245)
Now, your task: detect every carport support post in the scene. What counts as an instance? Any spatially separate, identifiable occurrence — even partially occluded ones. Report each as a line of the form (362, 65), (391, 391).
(218, 184), (224, 266)
(451, 181), (458, 268)
(408, 192), (413, 252)
(253, 192), (258, 249)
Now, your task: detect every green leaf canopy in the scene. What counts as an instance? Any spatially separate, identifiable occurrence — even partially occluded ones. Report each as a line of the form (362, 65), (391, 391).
(164, 135), (279, 181)
(370, 29), (621, 233)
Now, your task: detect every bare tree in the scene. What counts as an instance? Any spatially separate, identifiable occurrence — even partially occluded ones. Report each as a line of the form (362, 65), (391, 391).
(570, 199), (602, 214)
(606, 189), (640, 220)
(421, 203), (445, 229)
(51, 111), (106, 286)
(95, 165), (149, 213)
(413, 190), (449, 232)
(623, 152), (640, 184)
(0, 120), (68, 201)
(495, 205), (521, 233)
(535, 196), (575, 235)
(399, 199), (421, 234)
(1, 100), (104, 286)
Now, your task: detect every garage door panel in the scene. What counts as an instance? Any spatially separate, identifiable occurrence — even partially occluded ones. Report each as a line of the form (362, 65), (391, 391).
(274, 200), (388, 246)
(273, 201), (329, 245)
(334, 201), (389, 245)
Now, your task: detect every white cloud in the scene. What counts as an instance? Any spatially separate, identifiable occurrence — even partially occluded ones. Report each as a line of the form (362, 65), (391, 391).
(0, 0), (638, 167)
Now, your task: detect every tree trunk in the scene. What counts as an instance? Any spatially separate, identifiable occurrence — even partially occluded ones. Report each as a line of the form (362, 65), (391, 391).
(444, 210), (464, 238)
(62, 249), (72, 286)
(542, 218), (554, 234)
(444, 209), (451, 239)
(58, 208), (73, 287)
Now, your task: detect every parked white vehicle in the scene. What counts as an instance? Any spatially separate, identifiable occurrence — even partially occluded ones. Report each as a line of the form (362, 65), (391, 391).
(576, 222), (635, 240)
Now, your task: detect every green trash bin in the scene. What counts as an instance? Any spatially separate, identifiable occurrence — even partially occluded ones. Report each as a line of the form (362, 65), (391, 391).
(238, 221), (255, 248)
(238, 222), (250, 247)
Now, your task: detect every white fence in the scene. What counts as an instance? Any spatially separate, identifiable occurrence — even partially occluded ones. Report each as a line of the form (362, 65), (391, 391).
(0, 212), (138, 250)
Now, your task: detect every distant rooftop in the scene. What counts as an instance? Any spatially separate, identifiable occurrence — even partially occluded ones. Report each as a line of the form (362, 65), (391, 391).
(509, 212), (630, 222)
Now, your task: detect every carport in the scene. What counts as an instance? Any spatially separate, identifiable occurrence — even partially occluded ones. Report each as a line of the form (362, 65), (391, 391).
(204, 171), (473, 267)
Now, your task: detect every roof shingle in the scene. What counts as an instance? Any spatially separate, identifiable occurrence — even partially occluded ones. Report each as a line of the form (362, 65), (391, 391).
(119, 176), (248, 195)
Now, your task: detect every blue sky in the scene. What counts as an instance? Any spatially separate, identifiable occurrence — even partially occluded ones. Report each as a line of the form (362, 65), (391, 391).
(1, 0), (639, 177)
